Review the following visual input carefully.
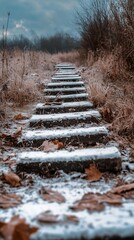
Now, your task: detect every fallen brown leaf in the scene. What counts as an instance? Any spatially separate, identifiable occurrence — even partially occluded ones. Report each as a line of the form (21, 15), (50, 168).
(52, 140), (64, 150)
(37, 212), (59, 224)
(0, 215), (38, 240)
(14, 113), (28, 121)
(71, 192), (122, 212)
(39, 140), (64, 152)
(3, 172), (21, 187)
(0, 193), (22, 209)
(85, 164), (102, 182)
(111, 183), (134, 199)
(39, 188), (65, 203)
(39, 141), (58, 152)
(37, 212), (79, 225)
(65, 215), (79, 224)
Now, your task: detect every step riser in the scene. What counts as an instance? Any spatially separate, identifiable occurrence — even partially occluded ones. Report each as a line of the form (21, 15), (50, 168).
(53, 75), (80, 78)
(47, 84), (85, 89)
(45, 96), (88, 103)
(55, 72), (77, 75)
(16, 147), (121, 175)
(44, 89), (86, 95)
(17, 159), (121, 175)
(36, 105), (92, 114)
(55, 67), (75, 70)
(52, 79), (81, 82)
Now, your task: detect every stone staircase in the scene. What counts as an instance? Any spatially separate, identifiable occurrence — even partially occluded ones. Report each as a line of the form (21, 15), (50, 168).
(17, 63), (121, 175)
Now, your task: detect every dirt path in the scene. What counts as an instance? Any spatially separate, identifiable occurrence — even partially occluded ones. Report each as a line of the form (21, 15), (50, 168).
(0, 63), (134, 240)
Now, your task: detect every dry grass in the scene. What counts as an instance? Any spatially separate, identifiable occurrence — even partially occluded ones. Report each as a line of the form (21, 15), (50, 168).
(82, 52), (134, 145)
(55, 51), (80, 66)
(0, 50), (60, 119)
(0, 50), (81, 118)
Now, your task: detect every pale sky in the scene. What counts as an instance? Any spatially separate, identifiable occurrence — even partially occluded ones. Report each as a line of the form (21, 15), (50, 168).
(0, 0), (80, 38)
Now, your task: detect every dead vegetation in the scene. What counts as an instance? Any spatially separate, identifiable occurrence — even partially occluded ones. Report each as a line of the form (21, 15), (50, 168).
(74, 0), (134, 146)
(81, 53), (134, 145)
(0, 50), (59, 120)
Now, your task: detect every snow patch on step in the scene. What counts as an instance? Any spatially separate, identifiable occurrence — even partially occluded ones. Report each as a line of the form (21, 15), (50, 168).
(30, 110), (101, 122)
(46, 93), (88, 100)
(44, 87), (86, 93)
(36, 101), (93, 109)
(47, 81), (84, 87)
(18, 147), (120, 163)
(52, 76), (81, 81)
(22, 126), (108, 141)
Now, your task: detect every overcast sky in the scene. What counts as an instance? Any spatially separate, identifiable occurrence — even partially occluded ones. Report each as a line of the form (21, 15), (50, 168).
(0, 0), (81, 38)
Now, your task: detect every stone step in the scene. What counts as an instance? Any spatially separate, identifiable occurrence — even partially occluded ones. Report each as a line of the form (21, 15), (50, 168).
(55, 64), (75, 70)
(53, 74), (80, 78)
(56, 67), (76, 70)
(36, 101), (93, 114)
(46, 81), (85, 88)
(29, 110), (101, 127)
(52, 76), (81, 82)
(56, 63), (74, 67)
(44, 87), (86, 95)
(16, 147), (121, 175)
(45, 93), (88, 102)
(21, 126), (108, 147)
(55, 71), (77, 75)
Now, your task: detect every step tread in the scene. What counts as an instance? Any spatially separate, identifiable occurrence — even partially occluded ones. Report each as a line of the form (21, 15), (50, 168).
(53, 74), (80, 78)
(47, 81), (84, 87)
(45, 93), (88, 100)
(55, 71), (77, 75)
(36, 101), (93, 109)
(22, 126), (108, 141)
(44, 87), (86, 92)
(30, 110), (101, 122)
(52, 76), (81, 81)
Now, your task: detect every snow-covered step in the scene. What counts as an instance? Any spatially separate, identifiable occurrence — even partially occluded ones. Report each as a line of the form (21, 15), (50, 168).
(44, 87), (86, 95)
(36, 101), (93, 114)
(22, 126), (108, 147)
(52, 76), (81, 82)
(46, 81), (85, 88)
(53, 74), (80, 78)
(45, 93), (88, 102)
(55, 71), (77, 75)
(55, 64), (75, 69)
(29, 110), (101, 128)
(16, 147), (121, 175)
(56, 63), (74, 67)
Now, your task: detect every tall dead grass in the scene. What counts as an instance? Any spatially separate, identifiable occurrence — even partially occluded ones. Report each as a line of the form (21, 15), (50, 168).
(77, 0), (134, 70)
(83, 52), (134, 144)
(0, 50), (58, 119)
